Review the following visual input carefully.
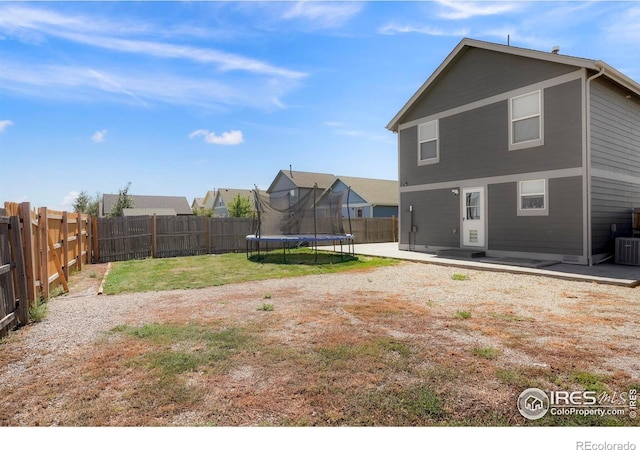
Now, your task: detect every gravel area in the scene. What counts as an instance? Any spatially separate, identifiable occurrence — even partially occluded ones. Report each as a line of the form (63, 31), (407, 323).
(1, 260), (638, 426)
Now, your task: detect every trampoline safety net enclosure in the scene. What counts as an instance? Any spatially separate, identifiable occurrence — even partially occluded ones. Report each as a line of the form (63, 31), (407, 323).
(246, 184), (355, 260)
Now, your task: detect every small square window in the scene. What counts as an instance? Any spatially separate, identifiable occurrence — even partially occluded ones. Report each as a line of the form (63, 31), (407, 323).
(518, 179), (548, 216)
(418, 120), (439, 165)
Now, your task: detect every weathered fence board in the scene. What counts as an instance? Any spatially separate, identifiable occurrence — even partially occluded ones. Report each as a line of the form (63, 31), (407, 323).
(155, 215), (207, 258)
(345, 217), (397, 244)
(209, 217), (254, 254)
(96, 216), (152, 263)
(0, 216), (29, 337)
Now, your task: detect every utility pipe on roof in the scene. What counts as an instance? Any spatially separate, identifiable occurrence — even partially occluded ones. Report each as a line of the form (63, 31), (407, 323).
(585, 64), (606, 266)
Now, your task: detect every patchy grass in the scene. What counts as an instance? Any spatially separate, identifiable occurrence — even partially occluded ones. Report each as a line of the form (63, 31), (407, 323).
(102, 250), (398, 295)
(451, 273), (470, 281)
(257, 303), (274, 312)
(473, 346), (499, 360)
(454, 310), (472, 319)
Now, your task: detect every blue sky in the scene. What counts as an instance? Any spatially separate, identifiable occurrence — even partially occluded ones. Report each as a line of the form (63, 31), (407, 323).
(1, 1), (639, 211)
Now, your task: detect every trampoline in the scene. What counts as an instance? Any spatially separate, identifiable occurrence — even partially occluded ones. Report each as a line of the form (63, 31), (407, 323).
(246, 184), (355, 262)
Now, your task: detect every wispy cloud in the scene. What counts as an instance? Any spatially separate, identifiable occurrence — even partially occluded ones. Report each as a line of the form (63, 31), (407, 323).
(281, 1), (364, 29)
(324, 121), (393, 143)
(189, 129), (244, 146)
(0, 120), (14, 133)
(379, 23), (469, 37)
(92, 129), (107, 143)
(435, 0), (522, 20)
(0, 5), (307, 108)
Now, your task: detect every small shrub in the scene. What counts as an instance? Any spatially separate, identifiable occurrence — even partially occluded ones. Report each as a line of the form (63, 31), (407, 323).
(258, 303), (274, 312)
(29, 299), (48, 323)
(454, 310), (472, 319)
(263, 293), (272, 299)
(451, 273), (469, 281)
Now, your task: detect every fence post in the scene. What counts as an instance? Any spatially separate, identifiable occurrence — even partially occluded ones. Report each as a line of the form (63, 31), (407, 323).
(151, 214), (157, 258)
(62, 211), (69, 282)
(18, 202), (37, 307)
(206, 216), (211, 254)
(391, 216), (397, 243)
(9, 215), (29, 325)
(38, 207), (50, 299)
(76, 212), (82, 272)
(92, 216), (99, 263)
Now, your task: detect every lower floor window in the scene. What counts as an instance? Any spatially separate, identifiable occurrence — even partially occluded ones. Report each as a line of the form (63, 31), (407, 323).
(518, 179), (548, 216)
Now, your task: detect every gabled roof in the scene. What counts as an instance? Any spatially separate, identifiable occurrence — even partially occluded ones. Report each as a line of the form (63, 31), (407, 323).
(191, 198), (205, 209)
(387, 38), (640, 132)
(215, 188), (253, 206)
(102, 194), (192, 215)
(267, 170), (336, 193)
(334, 176), (398, 207)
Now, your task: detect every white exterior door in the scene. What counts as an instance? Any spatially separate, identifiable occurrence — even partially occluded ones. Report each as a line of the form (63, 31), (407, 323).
(462, 187), (485, 247)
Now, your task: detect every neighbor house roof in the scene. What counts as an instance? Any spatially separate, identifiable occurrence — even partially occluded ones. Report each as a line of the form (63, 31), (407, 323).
(215, 188), (254, 206)
(102, 194), (192, 216)
(191, 198), (205, 210)
(335, 176), (399, 207)
(267, 170), (336, 193)
(387, 38), (640, 132)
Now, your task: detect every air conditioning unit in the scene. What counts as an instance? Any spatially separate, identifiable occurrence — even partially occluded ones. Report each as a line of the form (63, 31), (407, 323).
(615, 237), (640, 266)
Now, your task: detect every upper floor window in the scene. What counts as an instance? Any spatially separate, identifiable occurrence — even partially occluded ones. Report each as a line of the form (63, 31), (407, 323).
(518, 179), (548, 216)
(418, 119), (439, 165)
(509, 90), (543, 150)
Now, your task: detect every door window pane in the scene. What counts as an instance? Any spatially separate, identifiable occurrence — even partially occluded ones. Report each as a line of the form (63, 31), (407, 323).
(466, 192), (480, 220)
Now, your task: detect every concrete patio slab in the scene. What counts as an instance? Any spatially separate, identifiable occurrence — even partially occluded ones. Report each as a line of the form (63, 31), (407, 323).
(352, 242), (640, 288)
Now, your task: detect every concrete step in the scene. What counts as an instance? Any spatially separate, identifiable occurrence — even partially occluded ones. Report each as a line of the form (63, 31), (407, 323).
(437, 248), (486, 259)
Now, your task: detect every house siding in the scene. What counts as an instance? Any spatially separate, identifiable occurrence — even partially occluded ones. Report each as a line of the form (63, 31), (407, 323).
(399, 190), (459, 249)
(589, 77), (640, 255)
(373, 206), (398, 218)
(403, 47), (578, 123)
(399, 79), (583, 186)
(487, 177), (584, 256)
(591, 177), (640, 254)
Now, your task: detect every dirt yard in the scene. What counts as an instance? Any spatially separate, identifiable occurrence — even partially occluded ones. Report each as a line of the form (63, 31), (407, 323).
(1, 261), (638, 426)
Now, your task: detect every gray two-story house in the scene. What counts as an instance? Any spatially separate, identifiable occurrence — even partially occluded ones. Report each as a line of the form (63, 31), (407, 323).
(387, 38), (640, 265)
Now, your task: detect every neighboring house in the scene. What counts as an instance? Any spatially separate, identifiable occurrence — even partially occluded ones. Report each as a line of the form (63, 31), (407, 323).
(212, 188), (254, 217)
(202, 190), (217, 210)
(327, 176), (399, 218)
(266, 169), (336, 209)
(101, 194), (193, 217)
(191, 197), (205, 211)
(387, 38), (640, 265)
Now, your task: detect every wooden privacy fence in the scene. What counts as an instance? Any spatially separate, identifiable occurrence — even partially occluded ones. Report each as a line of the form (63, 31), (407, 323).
(345, 217), (398, 244)
(94, 215), (397, 263)
(0, 214), (29, 337)
(94, 215), (254, 263)
(3, 202), (91, 303)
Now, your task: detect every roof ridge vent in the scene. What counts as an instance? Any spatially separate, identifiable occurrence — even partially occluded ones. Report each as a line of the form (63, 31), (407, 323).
(551, 46), (560, 54)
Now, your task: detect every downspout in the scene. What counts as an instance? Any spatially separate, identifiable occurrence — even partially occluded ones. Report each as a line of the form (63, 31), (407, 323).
(585, 63), (606, 266)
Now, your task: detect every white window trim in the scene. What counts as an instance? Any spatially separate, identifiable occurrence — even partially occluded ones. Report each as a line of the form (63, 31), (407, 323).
(417, 119), (439, 166)
(509, 90), (544, 151)
(517, 179), (548, 216)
